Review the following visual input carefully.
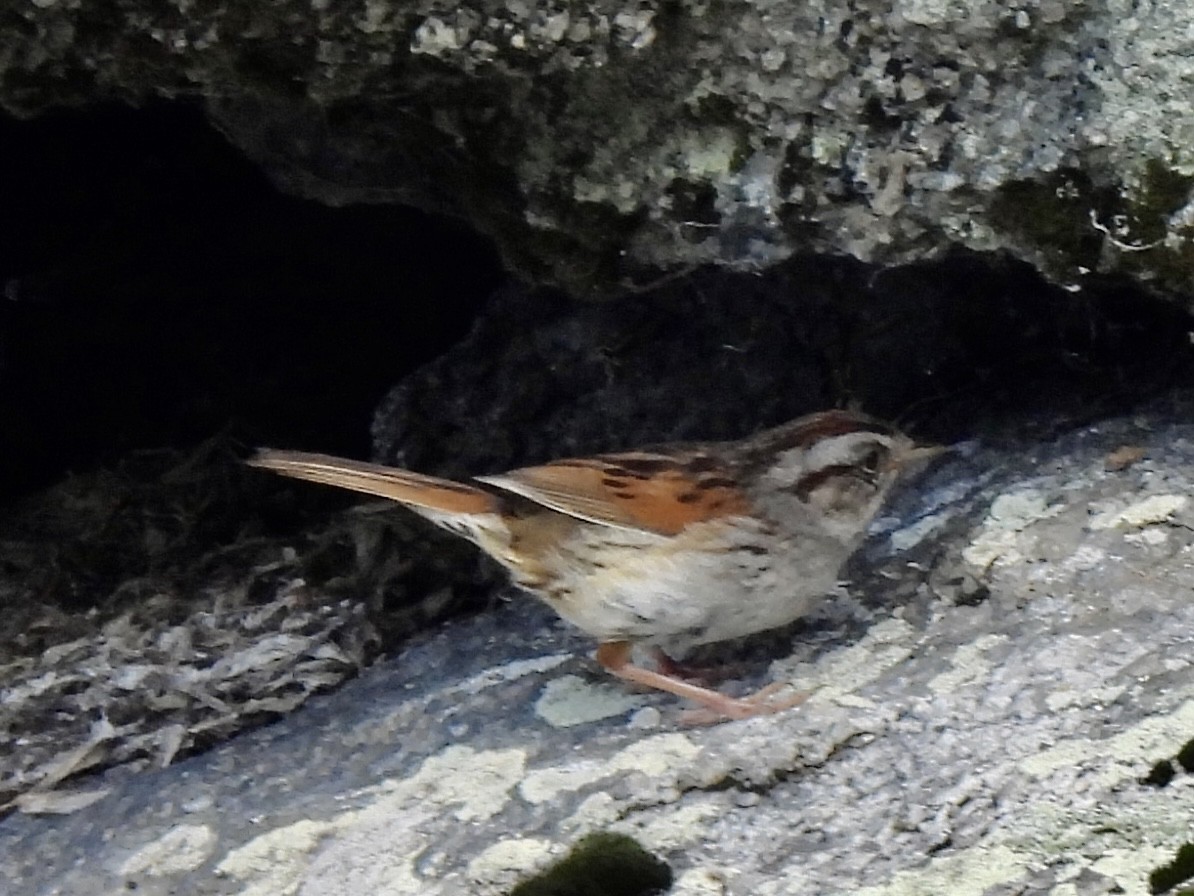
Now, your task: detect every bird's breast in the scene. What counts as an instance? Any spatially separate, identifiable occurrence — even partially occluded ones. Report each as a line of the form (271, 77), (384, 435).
(501, 515), (847, 647)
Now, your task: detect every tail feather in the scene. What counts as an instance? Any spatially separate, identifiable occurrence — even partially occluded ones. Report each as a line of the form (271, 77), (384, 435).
(247, 450), (498, 516)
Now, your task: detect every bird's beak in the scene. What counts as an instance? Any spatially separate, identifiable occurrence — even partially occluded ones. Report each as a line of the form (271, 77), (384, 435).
(895, 443), (950, 469)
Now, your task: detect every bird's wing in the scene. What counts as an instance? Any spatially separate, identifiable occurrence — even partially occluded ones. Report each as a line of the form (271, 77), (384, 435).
(477, 449), (748, 536)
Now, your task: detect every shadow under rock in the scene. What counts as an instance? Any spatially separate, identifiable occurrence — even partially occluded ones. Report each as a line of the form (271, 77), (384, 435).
(374, 251), (1194, 478)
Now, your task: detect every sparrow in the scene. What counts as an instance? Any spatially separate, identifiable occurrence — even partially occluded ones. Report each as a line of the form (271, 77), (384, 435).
(248, 410), (942, 719)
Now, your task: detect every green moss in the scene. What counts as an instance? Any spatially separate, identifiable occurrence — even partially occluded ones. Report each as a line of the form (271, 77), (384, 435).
(727, 132), (753, 175)
(508, 832), (672, 896)
(989, 160), (1194, 293)
(1143, 759), (1177, 788)
(988, 168), (1117, 272)
(1133, 159), (1194, 236)
(1113, 159), (1194, 292)
(1176, 737), (1194, 774)
(1151, 842), (1194, 894)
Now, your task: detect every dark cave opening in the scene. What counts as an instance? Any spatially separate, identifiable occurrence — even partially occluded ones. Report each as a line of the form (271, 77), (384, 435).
(0, 99), (505, 501)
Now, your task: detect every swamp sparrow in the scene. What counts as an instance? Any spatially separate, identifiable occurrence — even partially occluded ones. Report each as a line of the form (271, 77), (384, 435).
(249, 410), (941, 719)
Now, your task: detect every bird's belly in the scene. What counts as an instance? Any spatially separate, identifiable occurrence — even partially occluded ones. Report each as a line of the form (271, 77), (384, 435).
(535, 522), (847, 648)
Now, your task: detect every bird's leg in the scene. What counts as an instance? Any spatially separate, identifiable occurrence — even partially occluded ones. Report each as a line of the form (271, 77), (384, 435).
(595, 642), (807, 722)
(652, 648), (756, 685)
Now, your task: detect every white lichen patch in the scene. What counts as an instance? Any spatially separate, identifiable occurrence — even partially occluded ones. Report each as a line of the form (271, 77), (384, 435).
(118, 823), (217, 877)
(449, 652), (571, 697)
(1059, 543), (1107, 571)
(675, 128), (741, 180)
(1045, 683), (1126, 713)
(888, 509), (949, 552)
(1125, 527), (1169, 546)
(927, 634), (1010, 695)
(1005, 793), (1194, 892)
(961, 531), (1022, 569)
(533, 674), (646, 727)
(215, 819), (335, 895)
(851, 844), (1026, 896)
(671, 867), (731, 895)
(410, 16), (465, 55)
(619, 798), (721, 851)
(1019, 697), (1194, 784)
(216, 745), (528, 896)
(574, 126), (740, 215)
(627, 705), (663, 728)
(519, 732), (698, 803)
(849, 782), (1194, 896)
(776, 617), (917, 700)
(465, 837), (553, 886)
(962, 489), (1063, 568)
(1087, 494), (1188, 530)
(409, 2), (650, 72)
(13, 787), (111, 815)
(364, 745), (527, 823)
(989, 491), (1057, 526)
(560, 791), (622, 832)
(1050, 845), (1177, 896)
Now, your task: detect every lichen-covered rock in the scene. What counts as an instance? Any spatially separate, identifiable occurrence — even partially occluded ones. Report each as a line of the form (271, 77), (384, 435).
(3, 400), (1194, 895)
(7, 1), (1194, 298)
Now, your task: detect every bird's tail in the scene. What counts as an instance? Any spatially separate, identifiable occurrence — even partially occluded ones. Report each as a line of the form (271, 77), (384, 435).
(247, 450), (499, 516)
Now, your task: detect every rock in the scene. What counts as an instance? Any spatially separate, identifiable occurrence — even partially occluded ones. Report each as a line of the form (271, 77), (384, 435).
(3, 400), (1193, 894)
(6, 2), (1194, 297)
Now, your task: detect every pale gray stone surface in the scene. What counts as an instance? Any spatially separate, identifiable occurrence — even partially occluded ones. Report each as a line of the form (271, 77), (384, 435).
(2, 401), (1192, 895)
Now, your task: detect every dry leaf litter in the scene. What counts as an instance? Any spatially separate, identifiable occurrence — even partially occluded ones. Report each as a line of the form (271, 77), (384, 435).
(0, 438), (491, 815)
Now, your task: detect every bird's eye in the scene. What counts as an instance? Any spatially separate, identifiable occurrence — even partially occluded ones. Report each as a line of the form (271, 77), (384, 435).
(858, 447), (885, 479)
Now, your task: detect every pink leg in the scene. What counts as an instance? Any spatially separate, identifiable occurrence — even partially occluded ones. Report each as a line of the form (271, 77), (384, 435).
(596, 642), (807, 722)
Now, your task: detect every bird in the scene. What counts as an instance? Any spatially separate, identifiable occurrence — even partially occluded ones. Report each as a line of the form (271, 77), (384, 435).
(247, 410), (942, 720)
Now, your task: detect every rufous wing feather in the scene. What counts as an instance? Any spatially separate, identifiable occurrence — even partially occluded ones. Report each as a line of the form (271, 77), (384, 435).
(476, 450), (750, 536)
(247, 450), (498, 515)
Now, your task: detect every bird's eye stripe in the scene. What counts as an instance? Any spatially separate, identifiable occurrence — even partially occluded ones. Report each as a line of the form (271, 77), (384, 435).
(790, 464), (858, 501)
